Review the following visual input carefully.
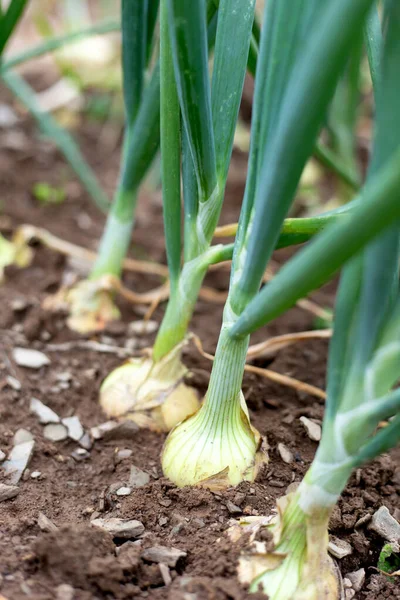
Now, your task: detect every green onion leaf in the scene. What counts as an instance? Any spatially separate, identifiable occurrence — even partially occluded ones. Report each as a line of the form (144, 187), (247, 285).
(160, 0), (181, 287)
(167, 0), (217, 201)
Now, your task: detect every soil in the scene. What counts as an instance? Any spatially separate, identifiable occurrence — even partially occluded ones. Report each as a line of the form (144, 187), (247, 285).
(0, 82), (399, 600)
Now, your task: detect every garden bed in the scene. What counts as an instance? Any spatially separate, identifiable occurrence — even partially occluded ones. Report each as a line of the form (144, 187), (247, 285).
(0, 88), (399, 600)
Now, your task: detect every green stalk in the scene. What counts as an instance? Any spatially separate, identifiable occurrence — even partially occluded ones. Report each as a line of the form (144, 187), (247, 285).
(152, 0), (255, 361)
(160, 0), (181, 289)
(0, 0), (28, 55)
(0, 20), (120, 72)
(231, 145), (400, 339)
(314, 142), (361, 191)
(1, 69), (110, 212)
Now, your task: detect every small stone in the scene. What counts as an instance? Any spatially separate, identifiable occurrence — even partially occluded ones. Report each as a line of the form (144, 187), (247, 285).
(116, 448), (133, 462)
(78, 432), (92, 450)
(13, 428), (34, 446)
(159, 563), (172, 586)
(13, 347), (50, 369)
(345, 568), (365, 592)
(345, 590), (356, 600)
(6, 375), (21, 390)
(62, 416), (84, 441)
(141, 545), (187, 567)
(11, 298), (28, 312)
(43, 423), (68, 442)
(31, 471), (41, 479)
(192, 518), (205, 529)
(91, 517), (145, 538)
(56, 372), (72, 383)
(368, 506), (400, 543)
(38, 512), (58, 532)
(343, 578), (352, 589)
(354, 513), (372, 529)
(226, 500), (242, 515)
(159, 498), (172, 508)
(0, 104), (18, 127)
(277, 443), (294, 464)
(116, 487), (132, 496)
(2, 440), (35, 484)
(30, 398), (60, 424)
(299, 416), (321, 441)
(0, 483), (19, 502)
(129, 465), (150, 488)
(56, 583), (75, 600)
(129, 320), (159, 335)
(328, 536), (353, 559)
(71, 448), (90, 462)
(0, 449), (5, 462)
(159, 516), (169, 526)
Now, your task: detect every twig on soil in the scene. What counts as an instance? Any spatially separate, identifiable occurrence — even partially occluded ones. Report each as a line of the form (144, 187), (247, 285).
(5, 224), (332, 320)
(191, 333), (327, 400)
(247, 329), (332, 359)
(14, 224), (169, 277)
(46, 340), (131, 356)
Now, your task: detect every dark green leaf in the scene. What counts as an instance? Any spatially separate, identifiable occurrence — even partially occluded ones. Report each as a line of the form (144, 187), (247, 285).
(167, 0), (217, 201)
(232, 0), (375, 310)
(160, 0), (181, 286)
(230, 145), (400, 338)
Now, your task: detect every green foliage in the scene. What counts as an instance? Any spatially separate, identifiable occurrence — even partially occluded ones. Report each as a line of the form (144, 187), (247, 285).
(378, 543), (400, 579)
(33, 182), (66, 205)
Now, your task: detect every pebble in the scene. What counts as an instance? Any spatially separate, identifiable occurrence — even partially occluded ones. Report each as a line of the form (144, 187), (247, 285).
(0, 483), (20, 502)
(328, 536), (353, 559)
(226, 500), (242, 515)
(0, 449), (5, 462)
(344, 590), (356, 600)
(354, 513), (372, 528)
(43, 423), (68, 442)
(129, 320), (159, 335)
(159, 563), (172, 586)
(91, 517), (145, 539)
(62, 416), (84, 441)
(38, 512), (58, 533)
(13, 428), (34, 445)
(56, 372), (73, 383)
(116, 487), (132, 496)
(30, 397), (60, 424)
(277, 443), (294, 464)
(6, 375), (21, 390)
(129, 465), (150, 488)
(345, 568), (365, 592)
(11, 298), (28, 312)
(56, 583), (75, 600)
(0, 104), (18, 127)
(116, 448), (133, 461)
(13, 347), (50, 369)
(71, 448), (90, 462)
(31, 471), (41, 479)
(368, 506), (400, 543)
(299, 416), (322, 441)
(2, 440), (35, 484)
(79, 432), (92, 450)
(141, 545), (187, 567)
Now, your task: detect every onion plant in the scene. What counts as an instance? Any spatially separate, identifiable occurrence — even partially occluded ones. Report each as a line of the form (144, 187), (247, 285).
(49, 1), (162, 332)
(101, 0), (389, 436)
(99, 0), (257, 429)
(0, 0), (109, 214)
(161, 0), (400, 492)
(243, 6), (400, 597)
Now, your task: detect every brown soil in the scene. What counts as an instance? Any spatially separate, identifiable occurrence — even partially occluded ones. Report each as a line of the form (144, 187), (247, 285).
(1, 83), (399, 600)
